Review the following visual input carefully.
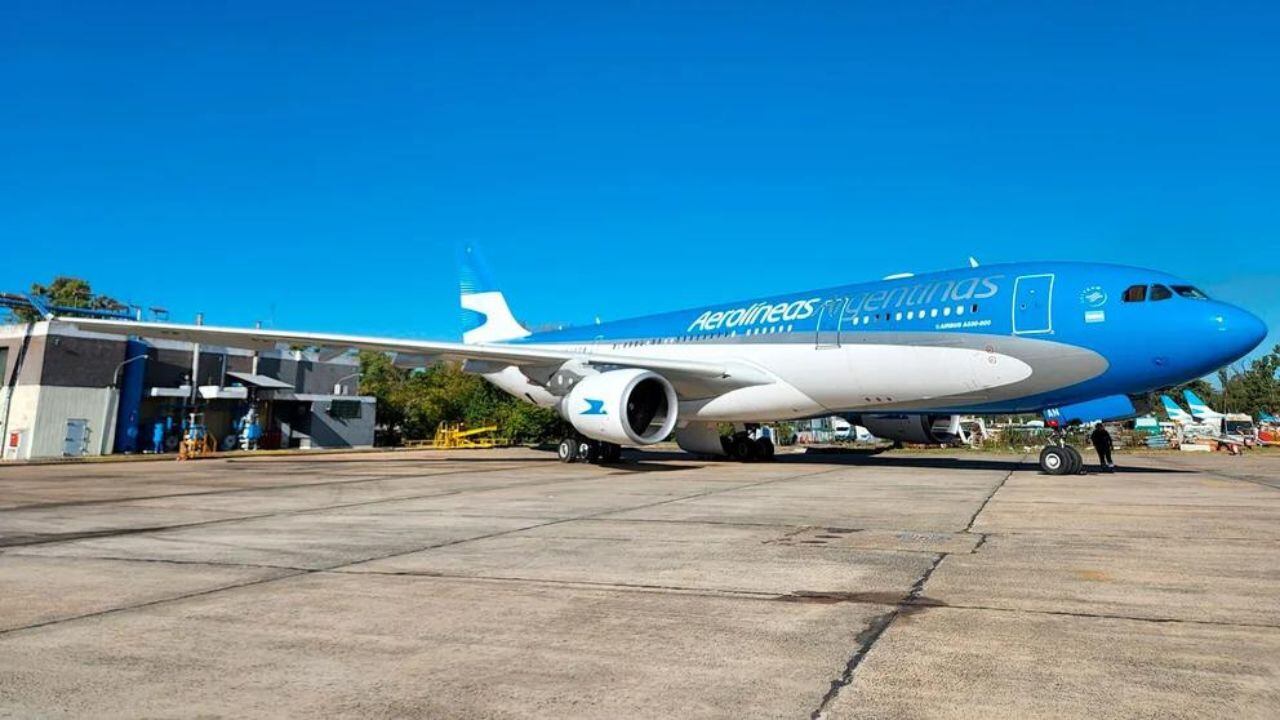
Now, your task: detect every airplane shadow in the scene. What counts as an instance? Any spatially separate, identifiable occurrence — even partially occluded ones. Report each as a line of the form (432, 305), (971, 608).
(765, 452), (1191, 474)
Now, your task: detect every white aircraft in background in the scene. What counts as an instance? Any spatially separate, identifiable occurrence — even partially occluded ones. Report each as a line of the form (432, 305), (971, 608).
(1160, 395), (1197, 425)
(1182, 390), (1225, 422)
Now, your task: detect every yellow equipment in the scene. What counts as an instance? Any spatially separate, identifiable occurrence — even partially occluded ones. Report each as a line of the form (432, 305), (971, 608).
(177, 413), (218, 461)
(432, 422), (500, 449)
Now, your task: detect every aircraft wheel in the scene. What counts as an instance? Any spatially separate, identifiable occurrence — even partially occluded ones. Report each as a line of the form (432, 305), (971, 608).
(754, 438), (775, 461)
(577, 438), (600, 464)
(1063, 445), (1084, 474)
(558, 437), (578, 463)
(1039, 446), (1070, 475)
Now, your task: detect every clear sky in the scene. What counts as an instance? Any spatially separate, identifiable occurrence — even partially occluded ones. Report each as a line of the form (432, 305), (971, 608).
(3, 1), (1278, 358)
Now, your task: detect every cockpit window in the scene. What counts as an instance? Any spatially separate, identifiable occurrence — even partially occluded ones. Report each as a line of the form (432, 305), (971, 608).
(1150, 284), (1173, 301)
(1172, 285), (1208, 299)
(1122, 285), (1147, 302)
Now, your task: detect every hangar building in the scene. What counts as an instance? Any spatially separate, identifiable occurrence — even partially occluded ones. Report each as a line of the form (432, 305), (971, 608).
(1, 320), (375, 461)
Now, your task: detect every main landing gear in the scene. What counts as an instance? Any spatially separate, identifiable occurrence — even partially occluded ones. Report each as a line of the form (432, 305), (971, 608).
(557, 435), (623, 464)
(721, 428), (776, 462)
(1038, 430), (1084, 475)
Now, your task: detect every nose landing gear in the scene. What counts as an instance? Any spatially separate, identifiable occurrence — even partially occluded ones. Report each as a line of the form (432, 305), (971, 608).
(1038, 430), (1084, 475)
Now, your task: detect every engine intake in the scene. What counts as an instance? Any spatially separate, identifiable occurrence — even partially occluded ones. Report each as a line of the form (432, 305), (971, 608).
(562, 369), (679, 446)
(856, 413), (962, 445)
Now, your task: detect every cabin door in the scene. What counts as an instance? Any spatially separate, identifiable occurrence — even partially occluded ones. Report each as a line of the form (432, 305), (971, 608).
(814, 297), (848, 348)
(1012, 274), (1054, 335)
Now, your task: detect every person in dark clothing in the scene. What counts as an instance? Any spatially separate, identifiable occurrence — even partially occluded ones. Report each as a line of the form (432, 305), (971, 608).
(1090, 423), (1115, 472)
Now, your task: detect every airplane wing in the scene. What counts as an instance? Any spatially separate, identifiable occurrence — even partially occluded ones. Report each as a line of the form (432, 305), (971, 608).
(60, 317), (769, 387)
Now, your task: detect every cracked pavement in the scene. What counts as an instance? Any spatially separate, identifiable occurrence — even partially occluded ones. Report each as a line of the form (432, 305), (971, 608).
(1, 447), (1278, 718)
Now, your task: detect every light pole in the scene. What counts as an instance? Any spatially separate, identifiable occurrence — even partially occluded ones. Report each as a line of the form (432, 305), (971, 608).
(334, 372), (361, 396)
(102, 353), (149, 454)
(112, 353), (149, 389)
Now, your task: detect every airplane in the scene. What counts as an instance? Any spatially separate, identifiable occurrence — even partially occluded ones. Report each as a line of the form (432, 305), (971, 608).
(60, 251), (1267, 475)
(1160, 394), (1197, 425)
(1182, 389), (1225, 422)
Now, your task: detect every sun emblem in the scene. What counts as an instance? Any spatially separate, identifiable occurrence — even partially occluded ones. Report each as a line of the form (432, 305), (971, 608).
(1079, 285), (1107, 308)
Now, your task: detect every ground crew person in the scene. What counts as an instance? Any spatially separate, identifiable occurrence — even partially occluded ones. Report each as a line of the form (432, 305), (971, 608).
(1090, 423), (1115, 472)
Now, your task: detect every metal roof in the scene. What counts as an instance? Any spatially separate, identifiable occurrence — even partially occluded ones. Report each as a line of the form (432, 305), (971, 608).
(225, 371), (295, 390)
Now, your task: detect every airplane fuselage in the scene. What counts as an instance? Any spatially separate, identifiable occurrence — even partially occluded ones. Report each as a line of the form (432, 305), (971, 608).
(506, 261), (1266, 422)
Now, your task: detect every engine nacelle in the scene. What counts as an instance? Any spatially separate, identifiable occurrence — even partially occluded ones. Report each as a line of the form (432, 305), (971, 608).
(857, 413), (963, 445)
(562, 369), (679, 446)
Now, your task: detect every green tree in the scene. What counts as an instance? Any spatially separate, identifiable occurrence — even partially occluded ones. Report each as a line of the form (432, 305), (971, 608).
(1149, 345), (1280, 419)
(1217, 345), (1280, 416)
(6, 276), (125, 323)
(356, 351), (566, 444)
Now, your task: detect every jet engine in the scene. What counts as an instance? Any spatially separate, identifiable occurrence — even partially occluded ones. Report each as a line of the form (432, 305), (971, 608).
(561, 369), (679, 446)
(857, 413), (963, 445)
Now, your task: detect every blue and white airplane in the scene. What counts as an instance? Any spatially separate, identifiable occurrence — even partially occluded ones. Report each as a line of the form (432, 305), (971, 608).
(1182, 389), (1225, 422)
(1159, 394), (1196, 425)
(63, 252), (1267, 474)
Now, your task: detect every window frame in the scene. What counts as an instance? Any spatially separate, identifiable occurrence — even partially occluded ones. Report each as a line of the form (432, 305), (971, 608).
(1122, 284), (1148, 303)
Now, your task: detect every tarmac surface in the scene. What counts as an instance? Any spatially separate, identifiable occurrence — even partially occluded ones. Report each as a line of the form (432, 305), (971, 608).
(1, 447), (1278, 719)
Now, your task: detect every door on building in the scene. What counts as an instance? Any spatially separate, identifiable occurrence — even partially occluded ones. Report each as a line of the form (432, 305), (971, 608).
(1012, 274), (1054, 335)
(63, 419), (89, 457)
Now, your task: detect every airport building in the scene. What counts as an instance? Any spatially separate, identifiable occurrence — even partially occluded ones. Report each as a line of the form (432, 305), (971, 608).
(1, 321), (375, 461)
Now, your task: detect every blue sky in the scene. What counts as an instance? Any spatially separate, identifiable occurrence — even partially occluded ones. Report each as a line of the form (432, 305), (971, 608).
(2, 1), (1278, 358)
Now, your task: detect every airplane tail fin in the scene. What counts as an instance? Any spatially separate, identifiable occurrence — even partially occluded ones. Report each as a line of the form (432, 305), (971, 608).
(1161, 394), (1192, 422)
(459, 244), (531, 345)
(1182, 389), (1220, 418)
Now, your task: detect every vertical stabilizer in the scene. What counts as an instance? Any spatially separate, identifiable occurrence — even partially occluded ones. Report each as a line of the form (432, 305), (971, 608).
(1160, 395), (1194, 424)
(459, 244), (531, 345)
(1182, 390), (1223, 420)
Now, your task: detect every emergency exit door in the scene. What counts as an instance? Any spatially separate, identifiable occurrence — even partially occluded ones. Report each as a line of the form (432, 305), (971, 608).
(1012, 274), (1054, 335)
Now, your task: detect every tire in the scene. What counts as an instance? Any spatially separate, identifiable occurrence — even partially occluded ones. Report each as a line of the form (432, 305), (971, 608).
(577, 439), (600, 464)
(754, 438), (775, 461)
(1063, 445), (1084, 474)
(1039, 446), (1070, 475)
(731, 436), (756, 462)
(558, 438), (578, 463)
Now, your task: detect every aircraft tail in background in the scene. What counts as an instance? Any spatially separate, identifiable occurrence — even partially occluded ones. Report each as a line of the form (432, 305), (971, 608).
(1160, 395), (1195, 424)
(458, 244), (531, 345)
(1182, 389), (1224, 421)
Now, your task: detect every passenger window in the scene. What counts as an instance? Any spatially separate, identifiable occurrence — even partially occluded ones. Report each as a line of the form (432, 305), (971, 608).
(1172, 285), (1208, 299)
(1150, 284), (1172, 301)
(1122, 285), (1147, 302)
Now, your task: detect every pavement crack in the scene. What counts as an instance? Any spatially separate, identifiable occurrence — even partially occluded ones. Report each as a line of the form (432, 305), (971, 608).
(962, 458), (1022, 533)
(808, 552), (947, 719)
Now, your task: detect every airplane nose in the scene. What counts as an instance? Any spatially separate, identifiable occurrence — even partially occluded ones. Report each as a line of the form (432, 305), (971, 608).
(1213, 304), (1268, 358)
